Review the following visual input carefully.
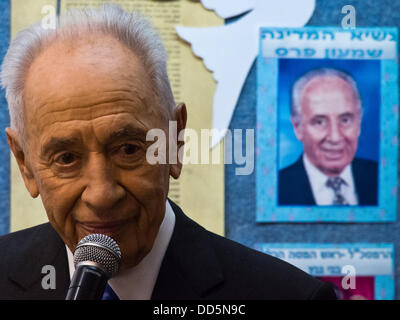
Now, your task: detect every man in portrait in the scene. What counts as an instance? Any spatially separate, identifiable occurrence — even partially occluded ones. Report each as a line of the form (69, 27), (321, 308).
(279, 68), (378, 206)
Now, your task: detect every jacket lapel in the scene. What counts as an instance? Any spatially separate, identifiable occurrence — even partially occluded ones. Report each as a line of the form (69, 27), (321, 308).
(8, 223), (70, 299)
(294, 156), (316, 205)
(351, 158), (378, 206)
(151, 199), (224, 299)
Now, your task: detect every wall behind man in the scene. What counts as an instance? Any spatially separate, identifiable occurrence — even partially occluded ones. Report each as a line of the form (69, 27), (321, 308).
(225, 0), (400, 299)
(0, 0), (10, 236)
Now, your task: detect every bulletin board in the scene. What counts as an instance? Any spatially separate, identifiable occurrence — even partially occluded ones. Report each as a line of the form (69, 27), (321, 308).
(225, 0), (400, 300)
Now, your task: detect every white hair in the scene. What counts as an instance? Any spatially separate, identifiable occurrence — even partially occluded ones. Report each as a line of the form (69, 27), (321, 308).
(291, 68), (362, 123)
(0, 3), (175, 140)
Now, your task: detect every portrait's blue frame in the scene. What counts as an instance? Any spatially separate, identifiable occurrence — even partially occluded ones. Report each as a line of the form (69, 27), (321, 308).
(254, 243), (395, 300)
(256, 27), (399, 222)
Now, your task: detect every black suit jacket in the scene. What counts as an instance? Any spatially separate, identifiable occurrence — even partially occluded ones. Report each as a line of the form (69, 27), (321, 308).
(0, 200), (336, 299)
(278, 156), (378, 206)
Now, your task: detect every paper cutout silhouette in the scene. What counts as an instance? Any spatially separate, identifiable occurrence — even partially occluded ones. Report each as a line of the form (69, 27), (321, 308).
(176, 0), (316, 147)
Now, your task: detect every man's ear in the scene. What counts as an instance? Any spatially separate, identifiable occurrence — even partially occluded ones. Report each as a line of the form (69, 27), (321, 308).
(5, 128), (39, 198)
(290, 115), (303, 141)
(169, 102), (187, 179)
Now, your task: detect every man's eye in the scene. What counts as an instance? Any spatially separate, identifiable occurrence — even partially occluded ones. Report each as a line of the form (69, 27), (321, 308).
(55, 152), (77, 165)
(119, 144), (139, 156)
(312, 118), (326, 126)
(341, 116), (352, 125)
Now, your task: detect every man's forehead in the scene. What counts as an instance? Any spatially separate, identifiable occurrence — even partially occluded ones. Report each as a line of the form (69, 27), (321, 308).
(303, 75), (355, 94)
(301, 75), (359, 113)
(23, 33), (169, 135)
(32, 33), (136, 69)
(25, 34), (149, 102)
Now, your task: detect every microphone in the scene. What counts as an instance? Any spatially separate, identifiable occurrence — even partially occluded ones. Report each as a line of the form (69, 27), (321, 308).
(66, 233), (121, 300)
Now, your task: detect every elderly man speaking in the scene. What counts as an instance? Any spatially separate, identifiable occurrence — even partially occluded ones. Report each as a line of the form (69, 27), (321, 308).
(0, 5), (335, 300)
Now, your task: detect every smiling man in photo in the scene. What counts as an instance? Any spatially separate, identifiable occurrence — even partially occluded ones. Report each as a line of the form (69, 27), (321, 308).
(279, 68), (378, 206)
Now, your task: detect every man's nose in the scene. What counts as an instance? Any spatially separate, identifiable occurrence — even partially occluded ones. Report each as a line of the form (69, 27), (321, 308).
(326, 121), (343, 143)
(81, 154), (126, 212)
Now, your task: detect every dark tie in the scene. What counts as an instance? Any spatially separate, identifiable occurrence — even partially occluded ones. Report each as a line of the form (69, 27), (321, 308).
(326, 177), (349, 205)
(102, 284), (120, 300)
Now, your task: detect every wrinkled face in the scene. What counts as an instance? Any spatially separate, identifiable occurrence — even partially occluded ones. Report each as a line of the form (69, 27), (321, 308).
(8, 35), (183, 271)
(292, 75), (362, 176)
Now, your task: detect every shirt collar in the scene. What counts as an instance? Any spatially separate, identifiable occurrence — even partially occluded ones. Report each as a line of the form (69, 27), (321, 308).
(66, 199), (176, 299)
(303, 154), (353, 191)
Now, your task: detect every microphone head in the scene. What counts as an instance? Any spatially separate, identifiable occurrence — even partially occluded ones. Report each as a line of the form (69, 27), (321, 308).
(73, 234), (121, 277)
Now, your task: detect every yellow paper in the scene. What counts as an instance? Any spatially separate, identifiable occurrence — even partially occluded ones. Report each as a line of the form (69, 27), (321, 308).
(11, 0), (57, 37)
(178, 2), (225, 236)
(10, 0), (58, 232)
(10, 0), (225, 236)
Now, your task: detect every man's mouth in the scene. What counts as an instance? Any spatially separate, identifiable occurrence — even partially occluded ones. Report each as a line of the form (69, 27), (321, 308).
(320, 148), (344, 160)
(78, 220), (128, 237)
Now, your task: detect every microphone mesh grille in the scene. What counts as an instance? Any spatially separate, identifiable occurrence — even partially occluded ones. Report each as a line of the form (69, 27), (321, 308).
(73, 234), (121, 277)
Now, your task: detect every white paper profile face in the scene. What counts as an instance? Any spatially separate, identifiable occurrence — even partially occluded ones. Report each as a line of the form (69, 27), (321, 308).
(200, 0), (256, 19)
(176, 0), (316, 147)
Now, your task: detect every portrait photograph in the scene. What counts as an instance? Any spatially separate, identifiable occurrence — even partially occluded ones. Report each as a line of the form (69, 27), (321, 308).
(256, 26), (398, 222)
(278, 59), (380, 207)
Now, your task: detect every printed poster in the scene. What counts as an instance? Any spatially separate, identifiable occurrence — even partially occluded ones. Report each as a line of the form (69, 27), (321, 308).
(255, 243), (395, 300)
(256, 27), (398, 222)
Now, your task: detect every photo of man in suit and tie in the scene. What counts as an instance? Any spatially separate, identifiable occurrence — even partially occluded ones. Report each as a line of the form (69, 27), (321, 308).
(279, 68), (378, 206)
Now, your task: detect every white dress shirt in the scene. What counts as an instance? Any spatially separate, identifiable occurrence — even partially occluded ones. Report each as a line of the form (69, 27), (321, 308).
(66, 199), (176, 299)
(303, 155), (358, 205)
